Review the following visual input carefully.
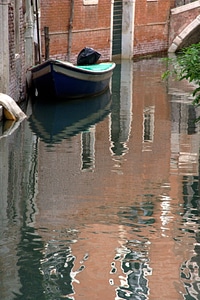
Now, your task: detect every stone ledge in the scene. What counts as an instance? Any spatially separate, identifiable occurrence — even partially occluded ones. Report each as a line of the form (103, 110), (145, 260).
(171, 0), (200, 15)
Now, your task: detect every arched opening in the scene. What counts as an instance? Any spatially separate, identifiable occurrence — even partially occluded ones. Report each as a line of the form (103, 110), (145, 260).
(169, 15), (200, 52)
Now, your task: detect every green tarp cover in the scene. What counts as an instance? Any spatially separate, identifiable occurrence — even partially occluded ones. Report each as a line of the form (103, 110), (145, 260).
(77, 63), (113, 71)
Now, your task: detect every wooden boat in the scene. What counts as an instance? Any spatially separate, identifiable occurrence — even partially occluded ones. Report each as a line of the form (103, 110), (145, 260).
(29, 88), (111, 144)
(30, 59), (116, 99)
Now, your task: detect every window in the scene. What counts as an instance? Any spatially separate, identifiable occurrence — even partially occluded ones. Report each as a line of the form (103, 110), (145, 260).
(83, 0), (98, 5)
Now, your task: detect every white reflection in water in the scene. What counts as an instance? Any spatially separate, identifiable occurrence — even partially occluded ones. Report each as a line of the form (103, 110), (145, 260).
(160, 194), (173, 232)
(143, 106), (155, 152)
(109, 60), (132, 160)
(81, 126), (95, 172)
(111, 232), (152, 300)
(181, 260), (200, 300)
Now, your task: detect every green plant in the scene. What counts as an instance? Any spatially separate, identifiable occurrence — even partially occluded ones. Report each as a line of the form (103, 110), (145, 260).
(162, 43), (200, 107)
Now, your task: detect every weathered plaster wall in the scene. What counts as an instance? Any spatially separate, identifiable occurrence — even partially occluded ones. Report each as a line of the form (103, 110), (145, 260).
(8, 2), (26, 101)
(0, 1), (9, 95)
(0, 0), (29, 102)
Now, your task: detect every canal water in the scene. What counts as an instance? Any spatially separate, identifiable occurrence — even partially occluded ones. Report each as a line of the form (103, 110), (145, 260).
(0, 58), (200, 300)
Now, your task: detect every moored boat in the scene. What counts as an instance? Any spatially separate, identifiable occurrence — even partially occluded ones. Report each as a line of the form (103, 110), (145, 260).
(30, 59), (116, 99)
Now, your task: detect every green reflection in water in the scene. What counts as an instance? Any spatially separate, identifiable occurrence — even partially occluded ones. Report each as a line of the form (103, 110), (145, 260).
(15, 226), (76, 300)
(15, 226), (45, 299)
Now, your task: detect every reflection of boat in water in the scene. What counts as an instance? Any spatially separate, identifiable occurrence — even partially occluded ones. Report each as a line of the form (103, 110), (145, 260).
(29, 89), (112, 144)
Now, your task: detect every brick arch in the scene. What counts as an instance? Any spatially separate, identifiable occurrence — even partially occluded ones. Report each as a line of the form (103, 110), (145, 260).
(168, 15), (200, 52)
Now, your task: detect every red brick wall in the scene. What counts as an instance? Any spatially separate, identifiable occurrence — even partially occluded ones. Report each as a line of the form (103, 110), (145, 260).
(134, 0), (175, 57)
(40, 0), (111, 63)
(40, 0), (177, 61)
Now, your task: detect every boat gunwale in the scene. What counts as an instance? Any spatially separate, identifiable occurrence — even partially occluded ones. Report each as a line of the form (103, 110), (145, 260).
(30, 59), (116, 75)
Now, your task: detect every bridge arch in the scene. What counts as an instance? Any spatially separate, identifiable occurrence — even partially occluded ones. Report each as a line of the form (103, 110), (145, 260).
(168, 2), (200, 53)
(169, 15), (200, 52)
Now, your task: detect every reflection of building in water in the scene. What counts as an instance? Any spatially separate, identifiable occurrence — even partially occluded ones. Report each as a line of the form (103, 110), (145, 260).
(113, 246), (151, 300)
(39, 235), (77, 299)
(180, 176), (200, 300)
(110, 60), (133, 157)
(30, 59), (200, 299)
(34, 59), (172, 299)
(114, 200), (154, 299)
(0, 121), (38, 299)
(116, 251), (151, 300)
(178, 156), (200, 299)
(169, 88), (200, 299)
(171, 98), (200, 176)
(81, 126), (95, 172)
(143, 106), (155, 152)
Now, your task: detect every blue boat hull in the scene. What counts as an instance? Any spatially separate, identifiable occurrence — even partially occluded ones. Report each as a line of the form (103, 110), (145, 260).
(30, 59), (115, 99)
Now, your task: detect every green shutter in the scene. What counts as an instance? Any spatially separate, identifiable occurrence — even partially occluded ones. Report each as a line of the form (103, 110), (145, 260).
(112, 0), (122, 56)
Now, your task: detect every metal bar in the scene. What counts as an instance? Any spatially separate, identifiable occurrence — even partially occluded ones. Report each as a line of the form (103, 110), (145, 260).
(44, 26), (50, 60)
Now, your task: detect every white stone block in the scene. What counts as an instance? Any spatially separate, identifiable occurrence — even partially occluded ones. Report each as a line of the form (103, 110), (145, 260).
(0, 105), (3, 121)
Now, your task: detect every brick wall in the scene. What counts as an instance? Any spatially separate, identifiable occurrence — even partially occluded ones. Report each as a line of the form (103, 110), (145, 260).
(169, 5), (200, 46)
(39, 0), (176, 61)
(40, 0), (112, 63)
(5, 0), (178, 102)
(8, 2), (26, 102)
(134, 0), (175, 58)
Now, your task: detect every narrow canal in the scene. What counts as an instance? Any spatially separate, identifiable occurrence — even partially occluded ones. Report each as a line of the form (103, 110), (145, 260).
(0, 58), (200, 300)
